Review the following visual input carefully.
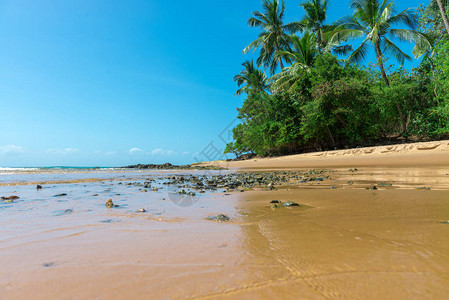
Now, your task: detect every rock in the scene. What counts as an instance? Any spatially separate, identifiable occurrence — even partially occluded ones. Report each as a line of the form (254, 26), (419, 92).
(1, 195), (19, 200)
(270, 200), (281, 204)
(141, 189), (148, 192)
(54, 193), (67, 197)
(36, 185), (43, 190)
(152, 187), (159, 192)
(105, 199), (114, 208)
(207, 214), (230, 222)
(137, 208), (146, 213)
(281, 201), (300, 207)
(93, 194), (99, 197)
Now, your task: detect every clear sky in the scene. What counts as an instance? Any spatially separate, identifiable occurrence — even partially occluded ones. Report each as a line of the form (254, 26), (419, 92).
(0, 0), (428, 167)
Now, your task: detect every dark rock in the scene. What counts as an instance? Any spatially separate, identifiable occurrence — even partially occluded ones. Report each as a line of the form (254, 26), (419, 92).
(207, 214), (230, 222)
(1, 195), (19, 200)
(270, 200), (281, 204)
(281, 201), (300, 207)
(36, 185), (43, 190)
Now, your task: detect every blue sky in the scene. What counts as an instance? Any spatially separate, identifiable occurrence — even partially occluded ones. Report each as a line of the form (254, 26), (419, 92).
(0, 0), (427, 167)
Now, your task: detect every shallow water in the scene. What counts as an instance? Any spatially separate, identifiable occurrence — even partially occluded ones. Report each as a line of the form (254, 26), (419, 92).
(1, 167), (449, 299)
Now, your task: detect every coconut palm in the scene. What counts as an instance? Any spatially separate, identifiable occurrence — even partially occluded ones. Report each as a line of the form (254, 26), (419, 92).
(243, 0), (304, 75)
(300, 0), (353, 55)
(334, 0), (421, 86)
(299, 0), (328, 51)
(436, 0), (449, 36)
(270, 32), (318, 91)
(333, 0), (425, 134)
(234, 60), (269, 96)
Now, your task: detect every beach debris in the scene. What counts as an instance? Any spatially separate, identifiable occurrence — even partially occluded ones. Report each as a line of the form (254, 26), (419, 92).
(141, 189), (148, 192)
(281, 201), (300, 207)
(330, 186), (337, 189)
(93, 194), (99, 197)
(271, 204), (278, 209)
(270, 200), (281, 204)
(105, 199), (119, 208)
(348, 168), (358, 172)
(137, 208), (146, 213)
(414, 187), (431, 190)
(207, 214), (230, 222)
(366, 186), (377, 190)
(347, 181), (354, 184)
(36, 185), (43, 190)
(54, 193), (68, 197)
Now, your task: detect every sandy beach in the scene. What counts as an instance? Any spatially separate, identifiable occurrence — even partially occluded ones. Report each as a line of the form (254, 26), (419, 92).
(1, 141), (449, 299)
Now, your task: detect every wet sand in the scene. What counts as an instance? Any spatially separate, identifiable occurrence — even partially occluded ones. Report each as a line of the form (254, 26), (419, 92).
(2, 145), (449, 299)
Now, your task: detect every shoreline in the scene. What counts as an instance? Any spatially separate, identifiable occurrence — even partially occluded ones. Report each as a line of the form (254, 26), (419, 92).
(204, 139), (449, 169)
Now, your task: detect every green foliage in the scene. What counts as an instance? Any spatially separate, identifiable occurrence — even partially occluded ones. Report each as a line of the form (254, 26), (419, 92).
(226, 0), (449, 158)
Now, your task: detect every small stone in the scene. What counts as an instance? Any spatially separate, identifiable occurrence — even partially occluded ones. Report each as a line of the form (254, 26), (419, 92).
(105, 199), (114, 208)
(36, 185), (43, 190)
(281, 201), (300, 207)
(207, 214), (230, 222)
(152, 187), (159, 192)
(1, 195), (19, 200)
(137, 208), (146, 213)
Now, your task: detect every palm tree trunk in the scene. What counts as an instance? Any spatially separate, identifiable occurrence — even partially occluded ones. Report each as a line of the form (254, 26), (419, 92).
(279, 58), (285, 70)
(436, 0), (449, 36)
(375, 42), (406, 134)
(375, 42), (390, 86)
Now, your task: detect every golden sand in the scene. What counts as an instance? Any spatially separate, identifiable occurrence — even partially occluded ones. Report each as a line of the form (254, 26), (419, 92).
(2, 141), (449, 299)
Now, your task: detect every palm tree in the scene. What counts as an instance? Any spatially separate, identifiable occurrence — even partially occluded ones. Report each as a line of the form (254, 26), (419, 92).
(234, 61), (269, 96)
(243, 0), (303, 75)
(299, 0), (328, 51)
(334, 0), (425, 134)
(436, 0), (449, 36)
(300, 0), (353, 55)
(270, 32), (319, 91)
(334, 0), (421, 86)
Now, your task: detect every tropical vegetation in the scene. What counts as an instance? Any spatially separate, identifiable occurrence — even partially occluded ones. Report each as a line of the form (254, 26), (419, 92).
(225, 0), (449, 157)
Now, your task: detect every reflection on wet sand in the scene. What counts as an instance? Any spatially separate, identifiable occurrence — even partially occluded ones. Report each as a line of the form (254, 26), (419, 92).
(1, 167), (449, 299)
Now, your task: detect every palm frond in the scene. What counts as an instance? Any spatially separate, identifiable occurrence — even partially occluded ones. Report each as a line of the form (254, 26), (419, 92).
(347, 40), (370, 64)
(382, 37), (411, 65)
(388, 8), (418, 30)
